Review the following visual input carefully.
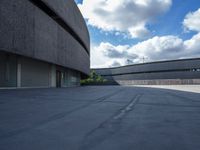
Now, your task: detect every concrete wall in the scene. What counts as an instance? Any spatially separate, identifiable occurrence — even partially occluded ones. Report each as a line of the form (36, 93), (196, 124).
(93, 58), (200, 85)
(41, 0), (90, 52)
(117, 79), (200, 85)
(0, 0), (90, 76)
(20, 57), (50, 87)
(0, 52), (81, 88)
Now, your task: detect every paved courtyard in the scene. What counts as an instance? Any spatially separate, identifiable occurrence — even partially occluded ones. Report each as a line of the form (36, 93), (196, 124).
(0, 85), (200, 150)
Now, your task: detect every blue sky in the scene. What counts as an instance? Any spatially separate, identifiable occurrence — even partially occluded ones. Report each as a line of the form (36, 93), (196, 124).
(75, 0), (200, 68)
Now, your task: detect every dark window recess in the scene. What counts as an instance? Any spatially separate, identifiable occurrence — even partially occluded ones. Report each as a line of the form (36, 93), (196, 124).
(5, 55), (10, 81)
(101, 68), (200, 77)
(29, 0), (89, 55)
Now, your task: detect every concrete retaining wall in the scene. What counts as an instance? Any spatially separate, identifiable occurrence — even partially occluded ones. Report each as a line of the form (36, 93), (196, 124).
(117, 79), (200, 85)
(93, 58), (200, 85)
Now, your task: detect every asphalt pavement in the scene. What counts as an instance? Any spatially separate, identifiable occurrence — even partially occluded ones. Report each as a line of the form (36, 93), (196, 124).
(0, 85), (200, 150)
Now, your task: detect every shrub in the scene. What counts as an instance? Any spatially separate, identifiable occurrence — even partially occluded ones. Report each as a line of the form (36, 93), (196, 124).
(81, 71), (108, 85)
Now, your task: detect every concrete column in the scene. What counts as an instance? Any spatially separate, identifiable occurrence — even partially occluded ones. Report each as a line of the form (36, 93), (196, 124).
(17, 57), (21, 88)
(50, 64), (56, 87)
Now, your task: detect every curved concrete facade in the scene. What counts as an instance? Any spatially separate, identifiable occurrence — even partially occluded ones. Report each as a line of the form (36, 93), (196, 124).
(0, 0), (90, 75)
(0, 0), (90, 88)
(93, 58), (200, 85)
(40, 0), (90, 52)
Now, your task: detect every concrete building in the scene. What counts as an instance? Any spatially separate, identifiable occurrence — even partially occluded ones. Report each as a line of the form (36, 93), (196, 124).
(93, 58), (200, 85)
(0, 0), (90, 88)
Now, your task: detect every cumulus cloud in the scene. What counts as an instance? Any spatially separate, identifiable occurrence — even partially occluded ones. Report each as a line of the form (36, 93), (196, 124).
(101, 43), (137, 59)
(91, 33), (200, 68)
(184, 32), (200, 54)
(111, 61), (121, 67)
(78, 0), (172, 38)
(88, 6), (200, 68)
(91, 42), (139, 68)
(130, 35), (184, 60)
(183, 8), (200, 32)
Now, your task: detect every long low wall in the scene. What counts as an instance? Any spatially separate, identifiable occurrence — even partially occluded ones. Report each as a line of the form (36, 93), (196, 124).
(93, 58), (200, 85)
(117, 79), (200, 85)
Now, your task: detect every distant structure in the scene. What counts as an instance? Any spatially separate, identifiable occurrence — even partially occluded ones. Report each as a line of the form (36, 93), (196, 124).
(0, 0), (90, 88)
(93, 58), (200, 85)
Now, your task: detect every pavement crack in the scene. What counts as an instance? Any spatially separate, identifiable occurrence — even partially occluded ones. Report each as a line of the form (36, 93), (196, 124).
(79, 94), (142, 150)
(113, 94), (142, 120)
(95, 89), (125, 103)
(0, 88), (124, 139)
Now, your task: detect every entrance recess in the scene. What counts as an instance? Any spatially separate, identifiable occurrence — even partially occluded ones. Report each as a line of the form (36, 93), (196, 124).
(56, 70), (62, 87)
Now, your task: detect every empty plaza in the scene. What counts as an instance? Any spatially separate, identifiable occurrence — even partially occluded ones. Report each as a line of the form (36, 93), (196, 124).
(0, 85), (200, 150)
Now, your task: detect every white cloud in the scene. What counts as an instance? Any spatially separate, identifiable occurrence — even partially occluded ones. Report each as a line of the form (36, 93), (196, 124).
(183, 8), (200, 32)
(78, 0), (172, 38)
(110, 61), (121, 67)
(130, 35), (184, 60)
(91, 33), (200, 68)
(184, 32), (200, 53)
(91, 42), (137, 68)
(88, 5), (200, 68)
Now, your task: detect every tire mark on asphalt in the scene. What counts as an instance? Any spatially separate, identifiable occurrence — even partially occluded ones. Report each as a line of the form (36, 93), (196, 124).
(137, 102), (200, 108)
(0, 87), (111, 103)
(167, 92), (200, 103)
(79, 94), (142, 150)
(151, 88), (200, 103)
(0, 88), (125, 139)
